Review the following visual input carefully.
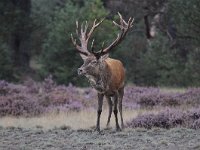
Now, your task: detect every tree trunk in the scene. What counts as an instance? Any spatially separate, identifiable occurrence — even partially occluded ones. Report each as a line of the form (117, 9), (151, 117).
(10, 0), (31, 69)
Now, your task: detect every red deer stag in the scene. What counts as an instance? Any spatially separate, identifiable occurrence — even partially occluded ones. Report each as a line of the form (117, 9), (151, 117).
(71, 13), (134, 132)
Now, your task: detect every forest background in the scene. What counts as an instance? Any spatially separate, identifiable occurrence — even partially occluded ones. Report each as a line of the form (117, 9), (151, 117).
(0, 0), (199, 87)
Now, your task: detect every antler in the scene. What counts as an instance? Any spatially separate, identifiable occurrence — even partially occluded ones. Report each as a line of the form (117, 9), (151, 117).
(71, 19), (104, 56)
(92, 12), (134, 58)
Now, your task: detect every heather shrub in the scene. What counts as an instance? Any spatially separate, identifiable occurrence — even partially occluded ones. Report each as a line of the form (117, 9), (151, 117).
(126, 107), (200, 129)
(0, 80), (43, 117)
(192, 119), (200, 129)
(123, 86), (160, 108)
(126, 113), (171, 129)
(138, 94), (159, 107)
(160, 94), (180, 106)
(0, 94), (43, 117)
(0, 77), (98, 116)
(124, 86), (200, 108)
(0, 80), (8, 95)
(179, 88), (200, 105)
(0, 79), (200, 118)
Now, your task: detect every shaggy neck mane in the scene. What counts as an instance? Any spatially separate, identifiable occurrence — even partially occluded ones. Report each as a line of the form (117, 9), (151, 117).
(87, 60), (111, 93)
(99, 60), (110, 89)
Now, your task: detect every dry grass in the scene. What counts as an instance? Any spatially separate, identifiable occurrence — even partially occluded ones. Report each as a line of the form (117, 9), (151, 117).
(160, 87), (186, 93)
(0, 108), (159, 130)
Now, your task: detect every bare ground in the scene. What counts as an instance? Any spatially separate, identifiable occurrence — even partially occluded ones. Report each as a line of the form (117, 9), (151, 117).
(0, 126), (200, 150)
(0, 110), (200, 150)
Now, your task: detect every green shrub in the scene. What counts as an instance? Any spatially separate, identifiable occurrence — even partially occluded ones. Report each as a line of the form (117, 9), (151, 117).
(0, 41), (13, 80)
(40, 0), (116, 85)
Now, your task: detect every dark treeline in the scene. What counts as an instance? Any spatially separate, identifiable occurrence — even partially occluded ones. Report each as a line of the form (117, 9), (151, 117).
(0, 0), (199, 86)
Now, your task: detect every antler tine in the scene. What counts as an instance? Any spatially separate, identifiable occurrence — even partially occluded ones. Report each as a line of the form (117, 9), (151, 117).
(76, 21), (79, 36)
(113, 20), (122, 29)
(87, 18), (104, 42)
(71, 20), (91, 56)
(71, 33), (76, 45)
(128, 17), (131, 25)
(71, 14), (134, 58)
(71, 18), (105, 57)
(93, 19), (97, 25)
(86, 19), (96, 40)
(92, 41), (105, 58)
(97, 18), (105, 26)
(118, 12), (123, 25)
(91, 39), (95, 51)
(117, 12), (128, 27)
(101, 41), (105, 48)
(98, 41), (105, 52)
(80, 22), (84, 35)
(130, 18), (134, 27)
(71, 33), (88, 56)
(128, 17), (134, 27)
(71, 33), (79, 50)
(84, 21), (88, 33)
(94, 13), (134, 57)
(81, 21), (88, 35)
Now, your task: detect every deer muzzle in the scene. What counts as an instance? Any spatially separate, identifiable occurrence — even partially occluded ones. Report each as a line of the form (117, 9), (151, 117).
(77, 68), (86, 75)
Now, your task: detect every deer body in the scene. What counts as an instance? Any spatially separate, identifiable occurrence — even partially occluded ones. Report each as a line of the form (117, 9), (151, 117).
(78, 56), (125, 131)
(83, 58), (125, 95)
(71, 13), (134, 131)
(97, 58), (125, 130)
(104, 58), (125, 93)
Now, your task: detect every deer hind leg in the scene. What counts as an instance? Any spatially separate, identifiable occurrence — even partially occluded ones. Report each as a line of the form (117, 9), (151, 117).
(106, 96), (112, 128)
(113, 92), (121, 131)
(118, 87), (124, 129)
(95, 93), (104, 132)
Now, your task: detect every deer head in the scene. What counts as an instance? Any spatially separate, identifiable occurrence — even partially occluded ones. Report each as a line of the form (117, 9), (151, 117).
(71, 13), (134, 77)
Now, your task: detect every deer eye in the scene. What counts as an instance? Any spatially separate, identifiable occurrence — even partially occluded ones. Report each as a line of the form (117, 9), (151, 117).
(91, 60), (97, 64)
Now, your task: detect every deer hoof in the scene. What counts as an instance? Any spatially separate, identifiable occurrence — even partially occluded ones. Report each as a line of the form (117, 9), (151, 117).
(94, 127), (100, 133)
(116, 127), (122, 132)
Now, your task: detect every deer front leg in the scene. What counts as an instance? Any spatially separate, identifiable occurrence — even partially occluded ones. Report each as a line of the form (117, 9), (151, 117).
(95, 93), (104, 132)
(106, 96), (112, 128)
(113, 93), (121, 131)
(118, 87), (124, 129)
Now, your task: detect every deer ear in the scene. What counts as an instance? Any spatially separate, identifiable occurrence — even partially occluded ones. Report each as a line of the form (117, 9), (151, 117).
(99, 54), (109, 61)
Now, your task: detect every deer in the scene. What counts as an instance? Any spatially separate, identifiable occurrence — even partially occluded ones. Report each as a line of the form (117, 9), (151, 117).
(71, 13), (134, 132)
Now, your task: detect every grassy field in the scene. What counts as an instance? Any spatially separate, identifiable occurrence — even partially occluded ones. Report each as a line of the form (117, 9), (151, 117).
(0, 108), (159, 130)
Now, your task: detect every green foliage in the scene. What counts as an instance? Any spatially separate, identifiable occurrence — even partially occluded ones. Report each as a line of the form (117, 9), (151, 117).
(112, 31), (147, 84)
(0, 1), (14, 81)
(31, 0), (61, 55)
(40, 0), (116, 85)
(185, 48), (200, 86)
(168, 0), (200, 45)
(0, 41), (13, 80)
(136, 35), (184, 86)
(0, 0), (32, 81)
(167, 0), (200, 86)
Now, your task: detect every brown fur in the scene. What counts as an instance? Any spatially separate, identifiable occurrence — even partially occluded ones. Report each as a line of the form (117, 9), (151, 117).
(105, 58), (125, 92)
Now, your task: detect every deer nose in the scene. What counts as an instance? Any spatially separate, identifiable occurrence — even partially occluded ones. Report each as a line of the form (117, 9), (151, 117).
(78, 68), (84, 75)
